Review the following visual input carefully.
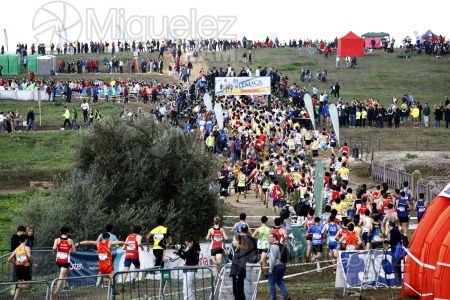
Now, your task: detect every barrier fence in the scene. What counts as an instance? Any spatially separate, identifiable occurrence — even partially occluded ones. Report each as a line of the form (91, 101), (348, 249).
(0, 249), (59, 282)
(371, 162), (447, 201)
(0, 279), (50, 299)
(112, 265), (216, 300)
(50, 274), (111, 300)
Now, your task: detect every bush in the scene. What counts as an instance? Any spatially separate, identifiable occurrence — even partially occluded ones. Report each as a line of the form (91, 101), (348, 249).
(15, 116), (223, 245)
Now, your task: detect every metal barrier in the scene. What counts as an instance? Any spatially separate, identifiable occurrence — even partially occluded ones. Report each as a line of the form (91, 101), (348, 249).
(215, 263), (261, 300)
(342, 249), (395, 296)
(112, 265), (217, 300)
(0, 279), (51, 299)
(0, 249), (59, 282)
(50, 274), (112, 300)
(385, 167), (398, 188)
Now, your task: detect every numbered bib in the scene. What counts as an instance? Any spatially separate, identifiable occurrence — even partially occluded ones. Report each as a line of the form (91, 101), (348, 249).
(347, 245), (356, 250)
(98, 253), (108, 261)
(213, 236), (223, 241)
(155, 233), (165, 240)
(257, 239), (269, 249)
(362, 226), (369, 233)
(398, 206), (405, 212)
(313, 233), (322, 240)
(373, 236), (381, 242)
(17, 254), (27, 263)
(127, 243), (136, 250)
(56, 252), (68, 260)
(418, 207), (425, 213)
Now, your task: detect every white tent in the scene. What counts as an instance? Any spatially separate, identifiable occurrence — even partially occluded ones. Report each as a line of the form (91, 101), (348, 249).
(37, 55), (56, 75)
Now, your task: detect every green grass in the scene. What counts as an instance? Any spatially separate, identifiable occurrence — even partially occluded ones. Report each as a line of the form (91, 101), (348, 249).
(0, 101), (124, 130)
(0, 131), (74, 190)
(0, 191), (51, 248)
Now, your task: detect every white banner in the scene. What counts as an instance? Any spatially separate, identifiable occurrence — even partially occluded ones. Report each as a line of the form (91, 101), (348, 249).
(215, 77), (271, 96)
(0, 90), (50, 101)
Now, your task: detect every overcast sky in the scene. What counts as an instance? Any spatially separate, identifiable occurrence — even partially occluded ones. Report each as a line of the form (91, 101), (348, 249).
(1, 0), (447, 52)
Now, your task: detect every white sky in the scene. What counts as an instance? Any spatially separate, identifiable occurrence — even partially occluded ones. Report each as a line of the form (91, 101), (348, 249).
(1, 0), (448, 52)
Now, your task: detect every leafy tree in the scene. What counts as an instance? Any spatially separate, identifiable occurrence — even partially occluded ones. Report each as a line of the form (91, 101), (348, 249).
(15, 117), (222, 246)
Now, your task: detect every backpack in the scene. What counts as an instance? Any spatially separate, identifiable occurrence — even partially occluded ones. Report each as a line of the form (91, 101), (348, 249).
(280, 206), (290, 220)
(277, 243), (289, 264)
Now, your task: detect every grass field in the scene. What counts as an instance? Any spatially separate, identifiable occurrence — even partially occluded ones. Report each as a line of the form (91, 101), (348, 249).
(0, 131), (74, 190)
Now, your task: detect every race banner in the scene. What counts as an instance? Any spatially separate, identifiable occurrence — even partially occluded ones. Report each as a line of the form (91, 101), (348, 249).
(68, 243), (228, 280)
(215, 77), (271, 96)
(314, 160), (325, 216)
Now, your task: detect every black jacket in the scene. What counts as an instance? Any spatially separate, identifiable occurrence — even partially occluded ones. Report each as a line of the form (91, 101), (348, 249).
(178, 242), (201, 266)
(229, 248), (247, 278)
(11, 234), (21, 252)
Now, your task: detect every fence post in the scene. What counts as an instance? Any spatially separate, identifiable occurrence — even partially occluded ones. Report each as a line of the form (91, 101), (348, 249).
(426, 138), (429, 151)
(378, 139), (381, 151)
(416, 136), (418, 151)
(383, 164), (387, 183)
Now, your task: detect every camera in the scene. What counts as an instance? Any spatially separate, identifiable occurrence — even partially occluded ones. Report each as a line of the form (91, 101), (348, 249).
(170, 244), (186, 251)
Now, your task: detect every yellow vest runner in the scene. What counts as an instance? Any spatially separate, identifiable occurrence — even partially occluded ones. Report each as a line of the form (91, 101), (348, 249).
(237, 173), (246, 187)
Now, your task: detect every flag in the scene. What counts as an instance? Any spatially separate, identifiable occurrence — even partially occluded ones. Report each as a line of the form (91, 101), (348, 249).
(214, 103), (224, 129)
(303, 93), (316, 130)
(4, 29), (8, 53)
(314, 160), (325, 216)
(329, 103), (340, 146)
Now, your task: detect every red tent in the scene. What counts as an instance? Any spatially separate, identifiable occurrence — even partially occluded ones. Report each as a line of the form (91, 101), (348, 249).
(337, 31), (364, 57)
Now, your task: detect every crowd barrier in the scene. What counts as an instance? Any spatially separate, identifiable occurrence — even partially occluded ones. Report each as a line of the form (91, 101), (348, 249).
(336, 249), (397, 296)
(215, 263), (261, 300)
(0, 279), (50, 299)
(50, 274), (111, 300)
(112, 265), (216, 300)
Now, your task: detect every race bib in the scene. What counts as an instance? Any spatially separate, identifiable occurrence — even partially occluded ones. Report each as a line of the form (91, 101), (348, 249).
(347, 245), (356, 250)
(213, 236), (223, 241)
(155, 233), (165, 240)
(313, 233), (322, 240)
(56, 252), (68, 260)
(362, 226), (369, 233)
(127, 243), (136, 250)
(17, 254), (27, 263)
(373, 236), (381, 242)
(398, 206), (405, 212)
(98, 253), (108, 261)
(418, 207), (425, 213)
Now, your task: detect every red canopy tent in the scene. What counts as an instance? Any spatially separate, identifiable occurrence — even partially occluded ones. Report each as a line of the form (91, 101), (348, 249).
(337, 31), (364, 57)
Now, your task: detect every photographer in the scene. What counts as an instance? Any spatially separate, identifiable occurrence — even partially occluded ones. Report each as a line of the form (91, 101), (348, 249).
(176, 236), (201, 300)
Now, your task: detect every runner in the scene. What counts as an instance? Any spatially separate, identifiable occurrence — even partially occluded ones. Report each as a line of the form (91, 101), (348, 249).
(51, 226), (76, 300)
(252, 216), (271, 277)
(8, 235), (36, 300)
(206, 217), (228, 267)
(271, 179), (284, 215)
(322, 215), (340, 274)
(232, 213), (252, 236)
(77, 233), (127, 291)
(146, 217), (173, 268)
(121, 225), (144, 292)
(307, 217), (324, 271)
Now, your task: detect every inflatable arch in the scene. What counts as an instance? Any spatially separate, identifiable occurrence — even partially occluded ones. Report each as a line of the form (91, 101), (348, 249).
(403, 182), (450, 299)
